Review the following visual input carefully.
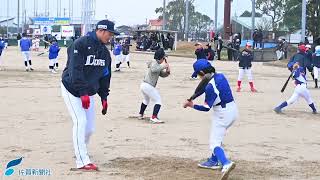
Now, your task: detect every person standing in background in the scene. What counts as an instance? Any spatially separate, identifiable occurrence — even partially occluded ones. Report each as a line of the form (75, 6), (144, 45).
(17, 33), (22, 47)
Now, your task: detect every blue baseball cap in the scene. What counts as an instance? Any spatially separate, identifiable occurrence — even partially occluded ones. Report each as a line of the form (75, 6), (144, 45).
(193, 59), (212, 75)
(96, 20), (120, 35)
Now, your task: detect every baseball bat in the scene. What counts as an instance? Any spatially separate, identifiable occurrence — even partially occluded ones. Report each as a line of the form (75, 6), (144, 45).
(187, 73), (212, 101)
(281, 73), (292, 93)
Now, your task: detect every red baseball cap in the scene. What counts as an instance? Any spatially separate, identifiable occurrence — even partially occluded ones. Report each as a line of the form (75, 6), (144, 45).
(298, 44), (306, 53)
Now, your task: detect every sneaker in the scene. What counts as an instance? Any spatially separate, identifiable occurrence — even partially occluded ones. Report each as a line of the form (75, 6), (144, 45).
(30, 68), (34, 71)
(114, 69), (120, 72)
(149, 117), (164, 124)
(274, 107), (282, 114)
(313, 110), (317, 114)
(250, 88), (257, 92)
(26, 68), (30, 72)
(198, 158), (221, 170)
(78, 163), (98, 171)
(137, 115), (145, 120)
(236, 87), (241, 92)
(220, 162), (236, 180)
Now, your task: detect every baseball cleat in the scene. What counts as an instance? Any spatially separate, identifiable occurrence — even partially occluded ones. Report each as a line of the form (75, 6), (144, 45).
(312, 110), (317, 114)
(273, 107), (282, 114)
(129, 114), (146, 120)
(149, 117), (164, 124)
(51, 70), (57, 74)
(220, 161), (236, 180)
(77, 163), (99, 171)
(198, 158), (221, 170)
(250, 88), (257, 92)
(30, 68), (34, 71)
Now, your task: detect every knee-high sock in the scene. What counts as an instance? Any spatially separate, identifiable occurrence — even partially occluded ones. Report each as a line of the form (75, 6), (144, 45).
(277, 102), (288, 109)
(309, 103), (317, 112)
(249, 82), (254, 89)
(28, 60), (32, 66)
(24, 61), (28, 67)
(214, 146), (230, 166)
(152, 104), (161, 118)
(139, 103), (147, 115)
(237, 81), (242, 88)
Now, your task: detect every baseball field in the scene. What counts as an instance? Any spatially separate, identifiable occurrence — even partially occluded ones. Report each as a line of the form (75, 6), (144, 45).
(1, 47), (320, 180)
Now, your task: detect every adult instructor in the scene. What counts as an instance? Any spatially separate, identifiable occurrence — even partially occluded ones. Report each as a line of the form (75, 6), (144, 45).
(61, 20), (119, 171)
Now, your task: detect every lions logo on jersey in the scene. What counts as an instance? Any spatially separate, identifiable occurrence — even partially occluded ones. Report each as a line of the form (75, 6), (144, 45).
(85, 55), (105, 66)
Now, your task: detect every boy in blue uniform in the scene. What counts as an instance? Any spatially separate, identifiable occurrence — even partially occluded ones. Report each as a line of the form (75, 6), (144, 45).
(114, 41), (122, 71)
(48, 41), (60, 73)
(20, 33), (33, 71)
(184, 59), (238, 180)
(274, 62), (317, 114)
(0, 38), (5, 70)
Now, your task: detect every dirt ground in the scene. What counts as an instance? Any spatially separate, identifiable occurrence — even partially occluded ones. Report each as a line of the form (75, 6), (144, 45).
(0, 47), (320, 180)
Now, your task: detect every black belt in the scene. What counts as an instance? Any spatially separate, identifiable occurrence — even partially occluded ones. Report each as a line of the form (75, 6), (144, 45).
(215, 100), (233, 108)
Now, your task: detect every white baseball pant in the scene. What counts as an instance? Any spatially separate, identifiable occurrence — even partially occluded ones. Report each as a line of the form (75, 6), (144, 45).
(121, 54), (130, 63)
(209, 101), (238, 151)
(49, 58), (58, 67)
(61, 83), (95, 168)
(287, 83), (313, 105)
(115, 55), (122, 64)
(238, 68), (253, 82)
(140, 82), (162, 105)
(22, 51), (30, 62)
(313, 67), (320, 79)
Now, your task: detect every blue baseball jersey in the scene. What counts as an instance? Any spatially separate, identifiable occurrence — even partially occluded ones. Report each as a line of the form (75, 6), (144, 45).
(20, 38), (32, 51)
(113, 44), (122, 56)
(293, 67), (307, 85)
(49, 43), (60, 59)
(194, 73), (234, 111)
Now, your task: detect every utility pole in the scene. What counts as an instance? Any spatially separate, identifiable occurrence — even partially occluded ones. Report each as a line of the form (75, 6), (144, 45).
(301, 0), (306, 42)
(6, 0), (9, 38)
(18, 0), (20, 33)
(252, 0), (255, 38)
(185, 0), (189, 41)
(69, 0), (73, 21)
(223, 0), (231, 39)
(162, 0), (166, 30)
(214, 0), (218, 31)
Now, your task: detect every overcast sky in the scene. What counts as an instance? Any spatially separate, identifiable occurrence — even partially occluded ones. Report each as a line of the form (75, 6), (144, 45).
(0, 0), (253, 26)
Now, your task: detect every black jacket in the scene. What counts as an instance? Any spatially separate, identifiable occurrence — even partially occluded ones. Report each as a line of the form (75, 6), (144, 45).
(195, 48), (207, 59)
(62, 32), (112, 100)
(313, 55), (320, 68)
(239, 49), (253, 68)
(287, 52), (309, 69)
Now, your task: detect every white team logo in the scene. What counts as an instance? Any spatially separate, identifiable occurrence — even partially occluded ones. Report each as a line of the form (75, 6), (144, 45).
(85, 55), (105, 66)
(74, 50), (78, 53)
(88, 47), (91, 50)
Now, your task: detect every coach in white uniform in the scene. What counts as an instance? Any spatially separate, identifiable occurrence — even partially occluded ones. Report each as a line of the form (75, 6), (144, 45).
(61, 20), (119, 171)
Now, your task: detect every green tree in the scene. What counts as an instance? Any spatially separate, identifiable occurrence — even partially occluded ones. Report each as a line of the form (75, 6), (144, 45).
(307, 0), (320, 38)
(283, 0), (301, 32)
(155, 0), (195, 39)
(256, 0), (286, 31)
(282, 0), (320, 38)
(240, 10), (263, 17)
(190, 12), (213, 40)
